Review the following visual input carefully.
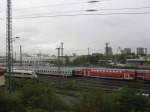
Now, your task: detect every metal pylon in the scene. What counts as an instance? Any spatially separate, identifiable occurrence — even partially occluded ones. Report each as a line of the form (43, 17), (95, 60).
(6, 0), (13, 92)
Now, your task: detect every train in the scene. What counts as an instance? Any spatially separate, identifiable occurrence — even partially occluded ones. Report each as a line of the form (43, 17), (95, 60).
(72, 68), (150, 81)
(33, 67), (150, 81)
(0, 67), (37, 79)
(0, 66), (150, 81)
(10, 69), (38, 78)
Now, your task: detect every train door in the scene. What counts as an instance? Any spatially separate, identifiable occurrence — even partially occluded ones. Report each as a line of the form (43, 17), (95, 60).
(124, 73), (130, 80)
(87, 70), (90, 77)
(83, 69), (86, 76)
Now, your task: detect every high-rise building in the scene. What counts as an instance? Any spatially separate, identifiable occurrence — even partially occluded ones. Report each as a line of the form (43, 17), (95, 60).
(105, 47), (113, 56)
(122, 48), (131, 55)
(105, 43), (113, 56)
(137, 47), (145, 56)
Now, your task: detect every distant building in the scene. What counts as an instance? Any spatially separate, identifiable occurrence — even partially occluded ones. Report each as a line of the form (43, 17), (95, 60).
(72, 53), (77, 57)
(92, 53), (103, 56)
(68, 56), (78, 62)
(137, 47), (145, 56)
(122, 48), (131, 55)
(126, 58), (150, 66)
(98, 60), (112, 65)
(15, 54), (57, 66)
(105, 47), (113, 56)
(0, 56), (6, 65)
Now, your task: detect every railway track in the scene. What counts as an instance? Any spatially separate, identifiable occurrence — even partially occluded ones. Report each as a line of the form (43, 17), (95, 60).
(75, 77), (150, 93)
(39, 75), (150, 93)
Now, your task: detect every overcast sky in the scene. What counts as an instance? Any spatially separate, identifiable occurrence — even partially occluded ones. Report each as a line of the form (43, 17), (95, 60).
(0, 0), (150, 56)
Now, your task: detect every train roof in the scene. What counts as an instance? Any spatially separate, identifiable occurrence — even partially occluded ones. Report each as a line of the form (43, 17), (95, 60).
(13, 69), (35, 73)
(88, 68), (150, 72)
(136, 69), (150, 72)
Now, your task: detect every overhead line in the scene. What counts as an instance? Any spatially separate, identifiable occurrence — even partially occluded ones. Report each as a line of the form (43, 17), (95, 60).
(15, 9), (86, 17)
(1, 6), (150, 15)
(12, 1), (101, 11)
(13, 12), (150, 20)
(11, 6), (150, 18)
(0, 0), (102, 13)
(15, 6), (150, 12)
(99, 6), (150, 11)
(0, 12), (150, 21)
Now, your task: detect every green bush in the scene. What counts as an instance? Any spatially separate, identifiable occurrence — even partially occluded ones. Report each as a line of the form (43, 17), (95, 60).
(113, 87), (150, 112)
(0, 90), (25, 112)
(74, 89), (117, 112)
(0, 79), (69, 112)
(64, 80), (77, 90)
(19, 80), (69, 112)
(1, 79), (150, 112)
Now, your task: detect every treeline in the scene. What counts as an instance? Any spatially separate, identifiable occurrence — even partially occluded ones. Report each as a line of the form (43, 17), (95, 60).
(0, 79), (150, 112)
(63, 53), (138, 66)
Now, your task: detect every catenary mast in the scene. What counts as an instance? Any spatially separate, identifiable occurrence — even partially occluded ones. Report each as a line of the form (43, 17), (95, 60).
(6, 0), (13, 92)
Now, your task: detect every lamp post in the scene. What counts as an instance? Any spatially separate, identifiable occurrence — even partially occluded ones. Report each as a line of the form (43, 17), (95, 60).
(12, 37), (21, 65)
(20, 45), (22, 66)
(56, 47), (61, 75)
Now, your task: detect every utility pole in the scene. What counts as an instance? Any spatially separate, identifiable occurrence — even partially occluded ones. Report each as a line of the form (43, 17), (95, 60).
(56, 47), (61, 74)
(6, 0), (13, 92)
(14, 52), (16, 63)
(87, 48), (90, 66)
(61, 42), (64, 66)
(105, 42), (109, 57)
(145, 48), (148, 61)
(20, 45), (22, 66)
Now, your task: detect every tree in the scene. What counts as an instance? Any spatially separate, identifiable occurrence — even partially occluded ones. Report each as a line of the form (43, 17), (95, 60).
(74, 89), (117, 112)
(0, 90), (25, 112)
(64, 55), (71, 65)
(19, 80), (68, 112)
(114, 87), (150, 112)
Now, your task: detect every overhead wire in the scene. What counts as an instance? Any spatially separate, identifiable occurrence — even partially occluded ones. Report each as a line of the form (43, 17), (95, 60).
(12, 0), (102, 12)
(1, 1), (150, 20)
(98, 6), (150, 11)
(0, 12), (149, 21)
(14, 6), (150, 13)
(13, 6), (150, 17)
(14, 9), (86, 17)
(2, 12), (145, 20)
(1, 0), (150, 16)
(0, 0), (102, 14)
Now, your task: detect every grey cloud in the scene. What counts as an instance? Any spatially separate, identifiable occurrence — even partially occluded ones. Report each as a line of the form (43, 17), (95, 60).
(1, 0), (150, 55)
